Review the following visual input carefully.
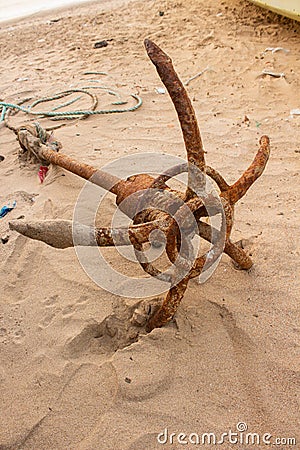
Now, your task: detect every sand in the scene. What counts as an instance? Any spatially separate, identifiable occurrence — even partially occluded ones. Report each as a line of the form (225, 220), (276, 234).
(0, 0), (299, 449)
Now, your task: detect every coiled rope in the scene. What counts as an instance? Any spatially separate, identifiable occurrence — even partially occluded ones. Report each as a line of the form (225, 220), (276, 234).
(0, 76), (142, 132)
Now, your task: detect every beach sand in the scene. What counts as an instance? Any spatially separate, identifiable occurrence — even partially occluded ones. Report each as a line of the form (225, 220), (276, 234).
(0, 0), (299, 448)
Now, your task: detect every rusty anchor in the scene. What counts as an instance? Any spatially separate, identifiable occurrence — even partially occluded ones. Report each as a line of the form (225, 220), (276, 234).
(8, 40), (270, 332)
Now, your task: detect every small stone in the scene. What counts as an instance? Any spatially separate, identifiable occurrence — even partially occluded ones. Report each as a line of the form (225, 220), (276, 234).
(130, 308), (147, 326)
(1, 235), (9, 244)
(159, 11), (164, 16)
(125, 377), (132, 383)
(242, 115), (250, 126)
(0, 155), (4, 162)
(94, 40), (109, 49)
(155, 87), (166, 94)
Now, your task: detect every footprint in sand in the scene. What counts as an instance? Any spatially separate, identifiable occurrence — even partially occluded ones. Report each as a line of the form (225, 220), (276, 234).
(39, 308), (61, 329)
(62, 295), (89, 318)
(18, 363), (118, 450)
(39, 295), (61, 328)
(62, 305), (76, 317)
(3, 235), (44, 304)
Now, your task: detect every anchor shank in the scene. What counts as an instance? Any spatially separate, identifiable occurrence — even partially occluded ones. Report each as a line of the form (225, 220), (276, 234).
(17, 129), (122, 195)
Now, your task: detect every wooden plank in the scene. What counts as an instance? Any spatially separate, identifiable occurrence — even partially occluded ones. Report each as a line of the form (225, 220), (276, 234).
(249, 0), (300, 21)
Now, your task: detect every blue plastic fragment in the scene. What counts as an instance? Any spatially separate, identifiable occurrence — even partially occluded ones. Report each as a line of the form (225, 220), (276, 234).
(0, 201), (16, 218)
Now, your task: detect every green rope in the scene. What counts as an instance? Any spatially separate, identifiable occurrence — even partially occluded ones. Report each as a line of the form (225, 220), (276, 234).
(34, 122), (48, 143)
(86, 91), (126, 105)
(0, 106), (6, 122)
(51, 96), (82, 111)
(0, 96), (142, 117)
(0, 86), (142, 124)
(77, 84), (128, 105)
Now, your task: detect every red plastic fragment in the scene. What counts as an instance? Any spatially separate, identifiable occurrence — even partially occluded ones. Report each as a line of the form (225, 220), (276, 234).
(38, 165), (49, 183)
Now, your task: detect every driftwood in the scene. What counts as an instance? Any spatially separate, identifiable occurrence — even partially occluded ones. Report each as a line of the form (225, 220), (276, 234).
(9, 40), (270, 332)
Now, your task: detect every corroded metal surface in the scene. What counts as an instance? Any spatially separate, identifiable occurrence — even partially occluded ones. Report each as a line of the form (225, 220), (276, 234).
(144, 39), (205, 174)
(11, 40), (271, 333)
(225, 135), (271, 205)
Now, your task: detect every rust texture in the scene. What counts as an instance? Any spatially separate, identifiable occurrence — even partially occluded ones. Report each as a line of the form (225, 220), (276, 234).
(11, 40), (271, 333)
(225, 135), (271, 205)
(9, 219), (170, 249)
(17, 127), (122, 195)
(144, 39), (205, 174)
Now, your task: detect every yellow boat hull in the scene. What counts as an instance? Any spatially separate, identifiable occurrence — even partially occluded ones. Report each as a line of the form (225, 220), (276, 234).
(249, 0), (300, 21)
